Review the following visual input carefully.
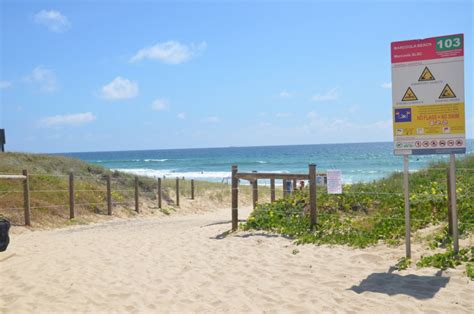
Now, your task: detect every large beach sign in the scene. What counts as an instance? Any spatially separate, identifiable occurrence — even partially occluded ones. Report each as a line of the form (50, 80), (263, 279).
(391, 34), (465, 155)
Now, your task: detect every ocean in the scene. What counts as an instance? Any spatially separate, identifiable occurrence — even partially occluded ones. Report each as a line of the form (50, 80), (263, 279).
(61, 140), (474, 184)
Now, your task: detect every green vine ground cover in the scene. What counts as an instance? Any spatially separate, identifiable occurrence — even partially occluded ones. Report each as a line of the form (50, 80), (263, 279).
(243, 155), (474, 278)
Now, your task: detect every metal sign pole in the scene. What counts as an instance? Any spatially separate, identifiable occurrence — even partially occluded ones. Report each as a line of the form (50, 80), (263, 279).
(403, 155), (411, 258)
(449, 154), (459, 254)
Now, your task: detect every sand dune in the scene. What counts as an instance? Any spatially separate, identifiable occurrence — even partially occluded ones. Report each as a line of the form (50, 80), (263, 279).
(1, 207), (473, 313)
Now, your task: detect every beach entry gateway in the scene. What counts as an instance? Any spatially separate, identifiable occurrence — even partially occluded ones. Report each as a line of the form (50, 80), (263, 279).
(230, 164), (321, 231)
(391, 34), (465, 257)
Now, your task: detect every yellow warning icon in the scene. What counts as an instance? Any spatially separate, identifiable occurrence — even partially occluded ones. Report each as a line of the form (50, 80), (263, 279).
(418, 66), (435, 81)
(439, 84), (456, 99)
(402, 87), (418, 101)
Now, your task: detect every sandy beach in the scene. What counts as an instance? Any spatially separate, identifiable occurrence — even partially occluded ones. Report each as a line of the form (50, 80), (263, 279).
(1, 206), (473, 313)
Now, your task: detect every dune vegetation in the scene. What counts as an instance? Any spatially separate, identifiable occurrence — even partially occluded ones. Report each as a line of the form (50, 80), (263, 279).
(244, 154), (474, 278)
(0, 152), (263, 228)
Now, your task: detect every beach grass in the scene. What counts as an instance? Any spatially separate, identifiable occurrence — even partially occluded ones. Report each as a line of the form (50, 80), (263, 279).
(0, 152), (265, 228)
(244, 154), (474, 276)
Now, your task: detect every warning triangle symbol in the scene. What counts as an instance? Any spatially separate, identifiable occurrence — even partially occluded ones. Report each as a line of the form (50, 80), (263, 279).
(418, 66), (435, 81)
(439, 84), (456, 99)
(402, 87), (418, 101)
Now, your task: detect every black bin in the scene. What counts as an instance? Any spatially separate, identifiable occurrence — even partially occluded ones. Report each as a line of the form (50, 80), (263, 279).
(0, 219), (10, 252)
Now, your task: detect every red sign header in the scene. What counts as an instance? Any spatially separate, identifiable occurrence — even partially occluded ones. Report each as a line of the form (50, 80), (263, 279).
(391, 34), (464, 63)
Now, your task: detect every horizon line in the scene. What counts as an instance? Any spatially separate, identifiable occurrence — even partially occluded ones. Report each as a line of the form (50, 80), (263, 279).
(34, 138), (474, 155)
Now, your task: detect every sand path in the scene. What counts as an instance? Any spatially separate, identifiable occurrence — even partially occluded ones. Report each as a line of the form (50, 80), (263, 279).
(1, 207), (473, 313)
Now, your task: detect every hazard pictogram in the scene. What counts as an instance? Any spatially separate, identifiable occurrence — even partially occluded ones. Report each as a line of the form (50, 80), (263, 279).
(439, 84), (456, 99)
(402, 87), (418, 101)
(418, 66), (435, 81)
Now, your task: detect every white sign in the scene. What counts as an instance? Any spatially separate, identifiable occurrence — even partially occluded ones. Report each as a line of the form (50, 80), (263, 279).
(327, 169), (342, 194)
(391, 34), (465, 155)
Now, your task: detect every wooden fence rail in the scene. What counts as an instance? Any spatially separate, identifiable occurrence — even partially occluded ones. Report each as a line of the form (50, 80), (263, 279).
(231, 164), (320, 231)
(0, 172), (199, 226)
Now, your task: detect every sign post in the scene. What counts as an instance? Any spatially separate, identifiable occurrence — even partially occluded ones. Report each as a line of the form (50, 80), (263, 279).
(0, 129), (5, 152)
(391, 34), (465, 256)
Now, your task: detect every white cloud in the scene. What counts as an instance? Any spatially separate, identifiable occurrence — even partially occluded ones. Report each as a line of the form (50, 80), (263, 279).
(177, 112), (187, 120)
(25, 66), (58, 93)
(130, 41), (207, 64)
(40, 112), (96, 127)
(381, 82), (392, 89)
(206, 116), (221, 124)
(0, 80), (12, 89)
(34, 10), (71, 33)
(279, 90), (291, 98)
(275, 112), (292, 118)
(306, 111), (391, 134)
(151, 99), (169, 111)
(311, 87), (339, 102)
(101, 76), (138, 100)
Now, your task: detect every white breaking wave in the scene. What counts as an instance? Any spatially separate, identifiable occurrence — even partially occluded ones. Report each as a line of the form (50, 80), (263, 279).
(144, 159), (168, 162)
(113, 168), (231, 180)
(112, 168), (294, 184)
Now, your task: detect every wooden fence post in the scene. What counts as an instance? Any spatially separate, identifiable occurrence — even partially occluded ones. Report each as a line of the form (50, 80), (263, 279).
(69, 172), (75, 219)
(22, 170), (31, 226)
(270, 178), (275, 202)
(232, 165), (239, 231)
(106, 174), (112, 215)
(252, 171), (258, 209)
(134, 176), (139, 213)
(157, 178), (162, 209)
(309, 164), (317, 228)
(176, 177), (180, 206)
(292, 179), (297, 194)
(282, 179), (288, 197)
(447, 168), (453, 236)
(191, 179), (195, 200)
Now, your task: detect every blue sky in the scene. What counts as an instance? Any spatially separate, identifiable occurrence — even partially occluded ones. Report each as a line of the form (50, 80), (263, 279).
(1, 0), (472, 153)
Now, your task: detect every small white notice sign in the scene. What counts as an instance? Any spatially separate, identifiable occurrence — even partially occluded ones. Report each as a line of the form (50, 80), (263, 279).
(327, 169), (342, 194)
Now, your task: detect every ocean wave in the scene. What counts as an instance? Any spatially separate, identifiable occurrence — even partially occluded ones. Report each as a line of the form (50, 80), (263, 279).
(94, 159), (141, 163)
(112, 168), (295, 181)
(144, 159), (168, 162)
(113, 168), (232, 180)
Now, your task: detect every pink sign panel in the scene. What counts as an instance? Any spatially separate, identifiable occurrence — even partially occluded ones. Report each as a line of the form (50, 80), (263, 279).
(391, 34), (464, 63)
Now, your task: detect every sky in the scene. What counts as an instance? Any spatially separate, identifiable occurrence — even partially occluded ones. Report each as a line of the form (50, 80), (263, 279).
(0, 0), (473, 153)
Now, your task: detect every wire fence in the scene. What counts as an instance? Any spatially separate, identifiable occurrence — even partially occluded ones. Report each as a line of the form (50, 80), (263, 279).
(0, 165), (472, 228)
(0, 172), (202, 226)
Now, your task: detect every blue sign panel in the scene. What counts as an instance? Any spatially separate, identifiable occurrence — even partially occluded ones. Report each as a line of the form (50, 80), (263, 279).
(394, 108), (412, 122)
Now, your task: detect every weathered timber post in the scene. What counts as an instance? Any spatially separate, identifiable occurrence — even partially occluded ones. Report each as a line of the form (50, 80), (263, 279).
(69, 172), (75, 219)
(106, 174), (112, 215)
(176, 177), (180, 206)
(309, 164), (317, 228)
(403, 155), (411, 258)
(270, 178), (275, 202)
(293, 179), (297, 194)
(22, 170), (31, 226)
(134, 176), (139, 213)
(157, 178), (162, 209)
(447, 168), (453, 236)
(282, 179), (288, 197)
(191, 179), (195, 200)
(231, 165), (238, 231)
(252, 171), (258, 209)
(449, 154), (459, 254)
